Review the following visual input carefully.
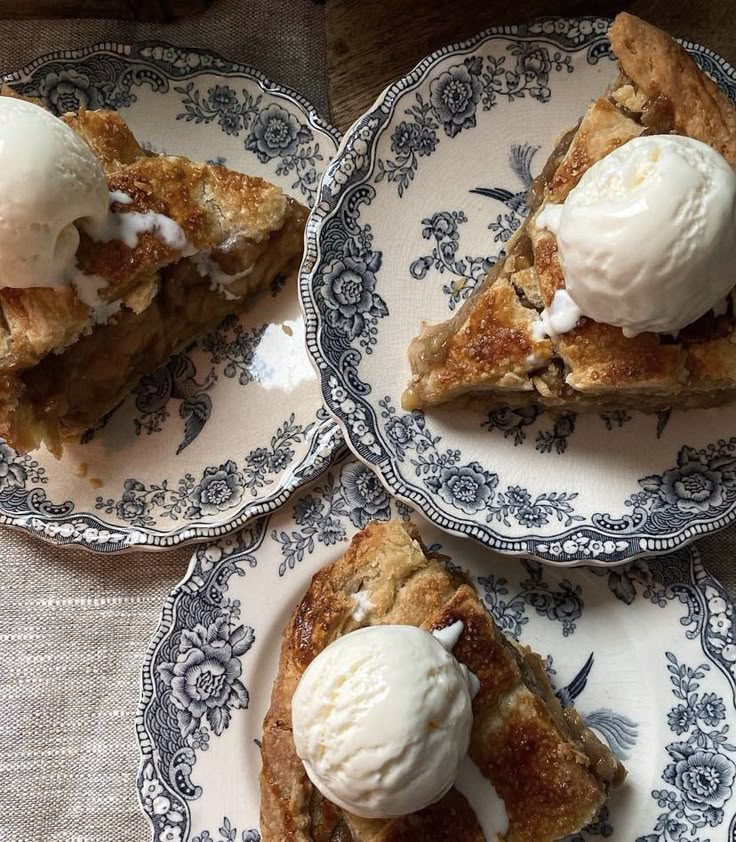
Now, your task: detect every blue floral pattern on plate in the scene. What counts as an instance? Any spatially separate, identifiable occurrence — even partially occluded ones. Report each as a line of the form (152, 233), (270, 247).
(176, 85), (323, 203)
(375, 46), (574, 196)
(137, 455), (736, 840)
(0, 42), (343, 551)
(300, 17), (736, 565)
(646, 654), (736, 838)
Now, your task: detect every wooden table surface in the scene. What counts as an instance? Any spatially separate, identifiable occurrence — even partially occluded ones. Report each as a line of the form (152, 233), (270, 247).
(326, 0), (736, 131)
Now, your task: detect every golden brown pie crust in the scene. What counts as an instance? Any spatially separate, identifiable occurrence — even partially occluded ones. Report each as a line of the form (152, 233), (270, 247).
(259, 520), (625, 842)
(0, 90), (307, 455)
(403, 13), (736, 414)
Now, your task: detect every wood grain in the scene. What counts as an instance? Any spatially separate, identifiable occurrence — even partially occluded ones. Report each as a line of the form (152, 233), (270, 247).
(326, 0), (736, 130)
(0, 0), (211, 20)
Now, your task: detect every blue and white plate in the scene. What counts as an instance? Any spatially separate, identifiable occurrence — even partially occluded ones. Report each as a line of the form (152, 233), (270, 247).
(300, 17), (736, 565)
(137, 454), (736, 841)
(0, 43), (343, 552)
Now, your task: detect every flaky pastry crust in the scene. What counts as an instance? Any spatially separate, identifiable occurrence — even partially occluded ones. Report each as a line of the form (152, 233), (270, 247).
(0, 89), (307, 454)
(403, 14), (736, 414)
(260, 520), (625, 842)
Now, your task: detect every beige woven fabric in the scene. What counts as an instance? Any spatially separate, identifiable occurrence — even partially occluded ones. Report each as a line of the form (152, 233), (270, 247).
(0, 3), (327, 840)
(0, 5), (734, 841)
(0, 528), (191, 842)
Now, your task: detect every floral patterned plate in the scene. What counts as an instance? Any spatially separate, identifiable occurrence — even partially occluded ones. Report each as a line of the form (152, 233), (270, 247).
(137, 454), (736, 841)
(300, 17), (736, 565)
(0, 42), (343, 552)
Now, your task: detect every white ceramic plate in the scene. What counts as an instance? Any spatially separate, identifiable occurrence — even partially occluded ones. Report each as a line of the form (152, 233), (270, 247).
(136, 453), (736, 841)
(0, 42), (343, 552)
(300, 17), (736, 565)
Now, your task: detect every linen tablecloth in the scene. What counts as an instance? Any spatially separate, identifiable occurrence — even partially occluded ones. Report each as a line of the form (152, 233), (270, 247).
(0, 3), (733, 840)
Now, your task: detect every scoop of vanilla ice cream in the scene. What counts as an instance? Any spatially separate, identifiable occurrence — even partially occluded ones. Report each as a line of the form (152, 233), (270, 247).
(536, 135), (736, 337)
(0, 97), (109, 289)
(291, 623), (477, 819)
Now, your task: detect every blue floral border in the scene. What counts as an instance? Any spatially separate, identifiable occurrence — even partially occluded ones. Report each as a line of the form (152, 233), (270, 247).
(300, 17), (736, 565)
(0, 41), (345, 553)
(598, 549), (736, 841)
(2, 41), (340, 147)
(0, 428), (345, 554)
(137, 519), (270, 842)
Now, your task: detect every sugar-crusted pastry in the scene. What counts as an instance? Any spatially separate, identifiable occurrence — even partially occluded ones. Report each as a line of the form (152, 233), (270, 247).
(260, 520), (625, 841)
(403, 14), (736, 414)
(0, 89), (307, 455)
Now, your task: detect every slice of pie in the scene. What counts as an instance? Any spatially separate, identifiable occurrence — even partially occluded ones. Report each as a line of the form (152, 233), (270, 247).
(403, 13), (736, 413)
(260, 520), (625, 842)
(0, 89), (307, 455)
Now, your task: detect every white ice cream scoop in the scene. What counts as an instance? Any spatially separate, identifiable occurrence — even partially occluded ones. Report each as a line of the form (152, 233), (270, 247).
(535, 135), (736, 337)
(291, 622), (478, 819)
(0, 97), (109, 289)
